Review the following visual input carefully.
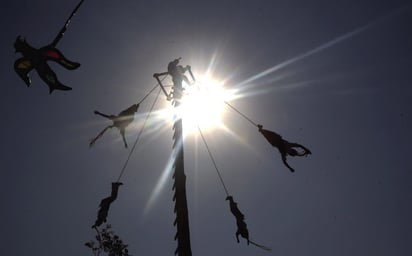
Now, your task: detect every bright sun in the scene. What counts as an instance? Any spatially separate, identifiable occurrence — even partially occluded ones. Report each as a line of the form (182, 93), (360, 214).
(171, 74), (231, 136)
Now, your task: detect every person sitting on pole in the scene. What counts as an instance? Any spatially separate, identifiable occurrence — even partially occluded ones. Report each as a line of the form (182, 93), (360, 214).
(153, 58), (194, 100)
(167, 57), (192, 87)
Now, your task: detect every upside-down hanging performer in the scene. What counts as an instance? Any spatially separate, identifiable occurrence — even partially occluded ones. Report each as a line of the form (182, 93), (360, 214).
(90, 104), (139, 148)
(258, 124), (311, 172)
(13, 0), (84, 94)
(92, 182), (123, 228)
(226, 196), (271, 251)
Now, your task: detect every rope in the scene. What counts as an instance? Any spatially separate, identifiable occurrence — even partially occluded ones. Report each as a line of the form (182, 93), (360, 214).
(197, 126), (230, 197)
(51, 0), (85, 47)
(116, 76), (168, 182)
(224, 101), (258, 127)
(137, 84), (160, 105)
(116, 87), (162, 182)
(249, 240), (272, 252)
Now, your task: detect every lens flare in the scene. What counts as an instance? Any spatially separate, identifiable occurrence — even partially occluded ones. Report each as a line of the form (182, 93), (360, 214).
(166, 74), (233, 136)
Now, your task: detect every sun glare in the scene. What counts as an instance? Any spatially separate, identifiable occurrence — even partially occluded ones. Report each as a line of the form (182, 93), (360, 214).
(172, 74), (231, 135)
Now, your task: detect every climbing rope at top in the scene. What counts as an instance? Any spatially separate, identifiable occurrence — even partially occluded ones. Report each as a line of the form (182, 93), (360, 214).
(116, 85), (163, 182)
(197, 126), (230, 197)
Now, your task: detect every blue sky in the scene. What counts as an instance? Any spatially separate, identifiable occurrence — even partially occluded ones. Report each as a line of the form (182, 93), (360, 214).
(1, 0), (412, 255)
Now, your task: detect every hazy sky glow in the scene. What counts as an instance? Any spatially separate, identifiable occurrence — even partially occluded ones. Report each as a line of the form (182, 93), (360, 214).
(1, 1), (412, 256)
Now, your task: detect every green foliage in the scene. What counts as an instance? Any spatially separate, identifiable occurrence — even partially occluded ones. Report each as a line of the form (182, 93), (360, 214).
(85, 224), (130, 256)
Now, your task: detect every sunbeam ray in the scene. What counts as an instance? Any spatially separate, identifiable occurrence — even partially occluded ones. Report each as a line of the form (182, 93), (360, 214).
(235, 4), (412, 88)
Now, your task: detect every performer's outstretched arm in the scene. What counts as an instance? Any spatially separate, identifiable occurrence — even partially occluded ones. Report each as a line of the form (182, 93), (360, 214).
(94, 110), (113, 120)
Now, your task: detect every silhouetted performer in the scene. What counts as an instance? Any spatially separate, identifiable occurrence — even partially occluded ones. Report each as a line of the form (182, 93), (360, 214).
(90, 104), (139, 148)
(167, 58), (192, 86)
(258, 124), (311, 172)
(13, 36), (80, 94)
(92, 182), (123, 228)
(226, 196), (249, 244)
(236, 218), (250, 244)
(153, 58), (195, 99)
(226, 196), (245, 220)
(226, 196), (272, 251)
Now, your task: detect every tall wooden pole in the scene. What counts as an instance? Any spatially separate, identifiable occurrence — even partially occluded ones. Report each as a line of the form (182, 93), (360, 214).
(171, 82), (192, 256)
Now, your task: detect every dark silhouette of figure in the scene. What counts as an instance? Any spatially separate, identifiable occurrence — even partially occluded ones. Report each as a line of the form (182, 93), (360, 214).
(13, 36), (80, 94)
(236, 218), (250, 244)
(153, 58), (195, 99)
(90, 104), (139, 148)
(226, 196), (245, 220)
(226, 196), (272, 251)
(258, 124), (311, 172)
(226, 196), (249, 244)
(167, 58), (192, 87)
(92, 182), (123, 228)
